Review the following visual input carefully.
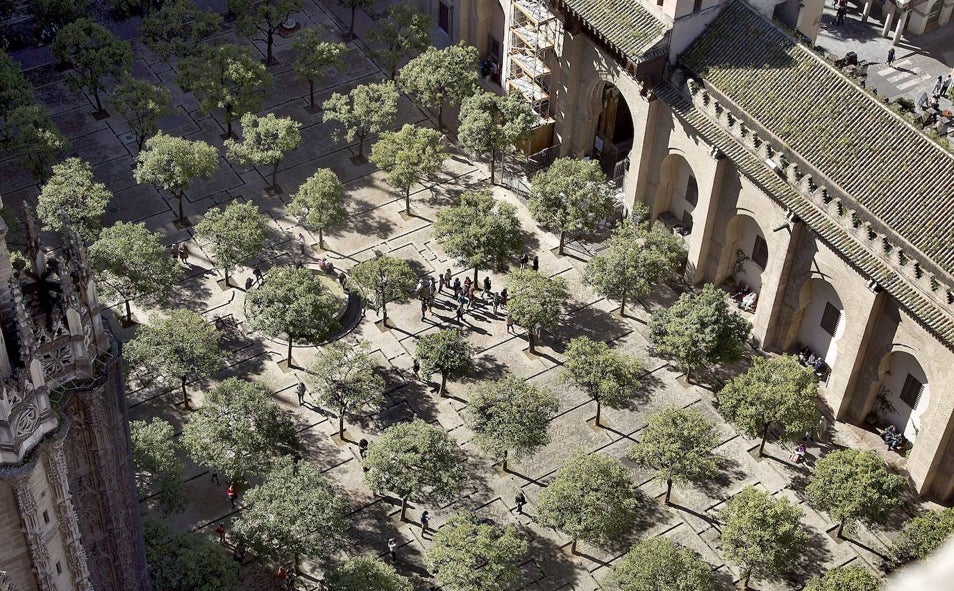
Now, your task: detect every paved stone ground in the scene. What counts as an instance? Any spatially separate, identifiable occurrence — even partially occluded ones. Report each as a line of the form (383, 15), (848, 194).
(1, 1), (931, 589)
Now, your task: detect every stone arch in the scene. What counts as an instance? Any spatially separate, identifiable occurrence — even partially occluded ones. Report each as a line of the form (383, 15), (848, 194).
(580, 80), (636, 176)
(794, 278), (845, 372)
(714, 213), (768, 292)
(654, 152), (698, 235)
(872, 349), (931, 442)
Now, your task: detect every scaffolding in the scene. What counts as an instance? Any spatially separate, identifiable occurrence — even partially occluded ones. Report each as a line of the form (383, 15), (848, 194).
(507, 0), (560, 126)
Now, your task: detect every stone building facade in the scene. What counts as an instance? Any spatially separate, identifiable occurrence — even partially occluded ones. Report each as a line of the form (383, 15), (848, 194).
(437, 0), (954, 501)
(0, 208), (150, 591)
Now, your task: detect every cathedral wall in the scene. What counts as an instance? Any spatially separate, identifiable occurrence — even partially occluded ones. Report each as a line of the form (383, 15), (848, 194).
(0, 480), (37, 591)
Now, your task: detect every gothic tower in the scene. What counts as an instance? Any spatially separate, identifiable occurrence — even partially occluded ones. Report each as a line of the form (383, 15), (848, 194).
(0, 203), (150, 591)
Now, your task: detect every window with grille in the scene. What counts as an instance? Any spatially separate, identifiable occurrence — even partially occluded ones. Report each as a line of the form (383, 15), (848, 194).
(751, 235), (768, 269)
(900, 374), (924, 409)
(820, 302), (841, 336)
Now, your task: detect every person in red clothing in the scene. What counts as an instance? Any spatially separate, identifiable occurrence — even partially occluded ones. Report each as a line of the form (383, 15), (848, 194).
(216, 522), (226, 545)
(227, 485), (238, 509)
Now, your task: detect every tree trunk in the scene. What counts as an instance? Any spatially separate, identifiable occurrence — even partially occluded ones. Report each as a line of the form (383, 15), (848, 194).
(124, 299), (132, 323)
(473, 267), (478, 283)
(437, 104), (444, 130)
(357, 133), (366, 159)
(224, 265), (231, 287)
(381, 301), (388, 327)
(595, 398), (602, 427)
(309, 80), (316, 109)
(558, 230), (566, 255)
(176, 192), (186, 226)
(489, 146), (497, 185)
(226, 112), (234, 138)
(439, 372), (447, 396)
(266, 30), (275, 65)
(619, 287), (627, 317)
(502, 449), (508, 472)
(93, 86), (103, 113)
(665, 479), (673, 505)
(836, 520), (845, 539)
(400, 496), (408, 521)
(348, 6), (357, 39)
(742, 570), (751, 589)
(570, 539), (577, 554)
(181, 375), (189, 408)
(338, 410), (345, 439)
(685, 365), (692, 385)
(271, 160), (280, 191)
(136, 133), (146, 151)
(286, 338), (293, 367)
(758, 423), (769, 457)
(404, 187), (411, 215)
(528, 330), (535, 354)
(318, 227), (324, 249)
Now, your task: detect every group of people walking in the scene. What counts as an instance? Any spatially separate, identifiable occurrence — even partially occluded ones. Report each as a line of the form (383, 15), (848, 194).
(418, 261), (526, 328)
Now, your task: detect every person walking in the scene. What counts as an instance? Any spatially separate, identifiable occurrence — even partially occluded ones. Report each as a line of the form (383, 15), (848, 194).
(420, 510), (430, 534)
(178, 243), (190, 264)
(506, 313), (515, 334)
(227, 485), (238, 509)
(515, 492), (526, 514)
(421, 298), (427, 321)
(211, 471), (220, 485)
(296, 382), (306, 406)
(452, 277), (461, 298)
(887, 47), (895, 67)
(492, 292), (500, 315)
(252, 265), (264, 284)
(483, 276), (492, 298)
(388, 537), (397, 562)
(519, 253), (529, 270)
(531, 255), (539, 271)
(438, 273), (446, 293)
(456, 301), (465, 323)
(216, 522), (226, 545)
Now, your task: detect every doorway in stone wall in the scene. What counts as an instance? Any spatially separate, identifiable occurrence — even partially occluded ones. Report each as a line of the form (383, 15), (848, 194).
(594, 82), (634, 177)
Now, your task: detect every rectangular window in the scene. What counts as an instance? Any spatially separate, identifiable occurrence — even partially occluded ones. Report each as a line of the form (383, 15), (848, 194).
(900, 374), (924, 409)
(438, 2), (451, 34)
(820, 302), (841, 336)
(693, 0), (702, 11)
(751, 235), (768, 269)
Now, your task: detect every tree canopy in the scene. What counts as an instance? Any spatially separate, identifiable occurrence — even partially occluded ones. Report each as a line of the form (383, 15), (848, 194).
(326, 557), (413, 591)
(307, 340), (384, 438)
(414, 329), (474, 395)
(537, 453), (640, 550)
(425, 513), (529, 591)
(52, 18), (132, 113)
(141, 0), (223, 62)
(194, 201), (269, 286)
(347, 255), (417, 326)
(89, 221), (182, 322)
(601, 538), (718, 591)
(398, 42), (478, 129)
(144, 517), (238, 591)
(290, 27), (345, 109)
(36, 157), (112, 239)
(584, 220), (687, 316)
(225, 112), (302, 192)
(134, 132), (219, 226)
(648, 283), (751, 382)
(232, 456), (348, 565)
(889, 508), (954, 568)
(628, 407), (718, 504)
(432, 190), (524, 282)
(288, 168), (348, 248)
(323, 81), (399, 159)
(458, 91), (536, 184)
(182, 377), (297, 483)
(178, 44), (272, 137)
(110, 76), (173, 150)
(716, 354), (819, 457)
(124, 309), (225, 408)
(367, 3), (432, 79)
(560, 336), (643, 426)
(528, 158), (615, 254)
(364, 418), (468, 520)
(130, 419), (186, 515)
(466, 375), (558, 469)
(0, 51), (34, 116)
(719, 486), (809, 588)
(28, 0), (88, 30)
(505, 269), (569, 353)
(804, 566), (883, 591)
(3, 105), (69, 183)
(806, 449), (906, 538)
(231, 0), (302, 65)
(370, 123), (446, 213)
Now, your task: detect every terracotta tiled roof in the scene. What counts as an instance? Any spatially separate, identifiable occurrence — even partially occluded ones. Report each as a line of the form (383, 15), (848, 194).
(654, 82), (954, 349)
(558, 0), (669, 62)
(680, 1), (954, 277)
